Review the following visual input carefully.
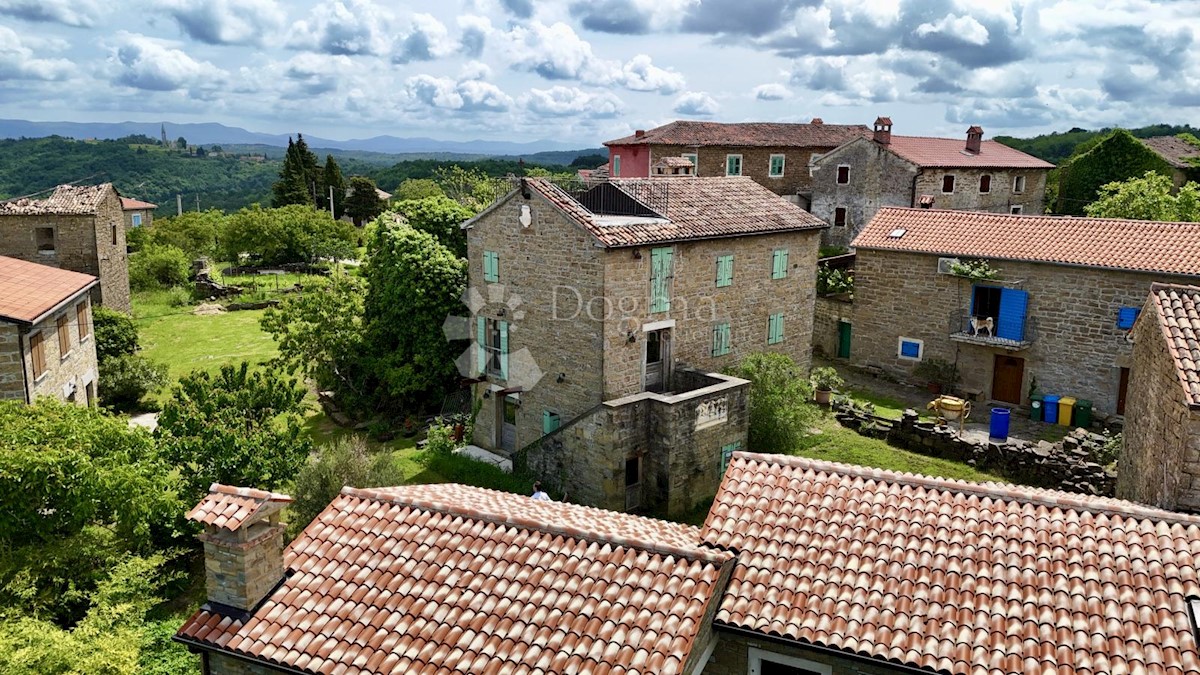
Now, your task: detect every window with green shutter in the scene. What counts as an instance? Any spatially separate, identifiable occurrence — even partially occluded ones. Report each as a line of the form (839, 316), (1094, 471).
(650, 247), (672, 313)
(726, 154), (742, 176)
(721, 440), (741, 472)
(712, 322), (731, 356)
(612, 155), (621, 177)
(767, 313), (784, 344)
(769, 154), (785, 177)
(543, 410), (561, 434)
(483, 250), (499, 282)
(682, 153), (698, 174)
(771, 249), (789, 279)
(715, 255), (733, 287)
(482, 317), (509, 380)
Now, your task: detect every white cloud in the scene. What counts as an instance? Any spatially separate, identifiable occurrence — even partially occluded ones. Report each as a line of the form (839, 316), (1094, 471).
(504, 21), (597, 80)
(915, 14), (991, 46)
(523, 85), (623, 117)
(282, 53), (355, 95)
(289, 0), (393, 56)
(156, 0), (285, 46)
(108, 32), (227, 95)
(405, 73), (513, 112)
(0, 0), (101, 27)
(753, 83), (790, 100)
(673, 91), (719, 116)
(458, 14), (492, 58)
(614, 54), (684, 93)
(0, 26), (72, 81)
(393, 13), (455, 64)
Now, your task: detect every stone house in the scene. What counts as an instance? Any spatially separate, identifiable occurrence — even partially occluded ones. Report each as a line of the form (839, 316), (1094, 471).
(175, 454), (1200, 674)
(811, 118), (1054, 249)
(817, 207), (1200, 418)
(604, 120), (870, 208)
(0, 183), (131, 312)
(120, 196), (157, 231)
(1140, 135), (1200, 189)
(1118, 283), (1200, 511)
(462, 175), (826, 516)
(0, 255), (98, 406)
(1056, 130), (1200, 215)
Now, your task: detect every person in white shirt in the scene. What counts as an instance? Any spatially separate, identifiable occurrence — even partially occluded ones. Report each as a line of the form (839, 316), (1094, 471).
(531, 481), (551, 501)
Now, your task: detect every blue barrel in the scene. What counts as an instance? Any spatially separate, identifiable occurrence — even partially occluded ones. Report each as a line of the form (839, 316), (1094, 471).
(989, 408), (1011, 441)
(1043, 395), (1061, 424)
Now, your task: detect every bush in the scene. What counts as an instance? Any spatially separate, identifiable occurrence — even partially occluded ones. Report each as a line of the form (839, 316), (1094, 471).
(424, 420), (457, 456)
(164, 286), (192, 308)
(98, 354), (169, 412)
(289, 436), (404, 535)
(816, 266), (853, 296)
(129, 245), (190, 291)
(93, 306), (139, 362)
(727, 353), (818, 453)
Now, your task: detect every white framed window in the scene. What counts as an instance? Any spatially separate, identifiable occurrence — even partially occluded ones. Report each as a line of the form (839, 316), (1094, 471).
(747, 647), (832, 675)
(612, 155), (621, 177)
(726, 154), (743, 176)
(897, 337), (924, 361)
(768, 154), (785, 177)
(131, 213), (143, 227)
(942, 174), (956, 193)
(836, 165), (850, 184)
(1010, 205), (1024, 214)
(1013, 175), (1026, 193)
(681, 153), (698, 174)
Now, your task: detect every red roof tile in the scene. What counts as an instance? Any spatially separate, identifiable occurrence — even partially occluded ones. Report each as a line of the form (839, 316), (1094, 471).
(1141, 136), (1200, 170)
(1147, 283), (1200, 407)
(186, 483), (293, 532)
(0, 255), (97, 324)
(0, 184), (116, 215)
(881, 136), (1054, 168)
(605, 121), (870, 148)
(853, 207), (1200, 277)
(120, 197), (157, 210)
(702, 452), (1200, 675)
(178, 484), (732, 674)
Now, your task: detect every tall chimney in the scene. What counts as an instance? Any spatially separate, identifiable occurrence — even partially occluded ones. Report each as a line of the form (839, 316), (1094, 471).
(810, 117), (824, 125)
(187, 483), (292, 612)
(634, 129), (646, 138)
(873, 116), (892, 145)
(966, 125), (983, 154)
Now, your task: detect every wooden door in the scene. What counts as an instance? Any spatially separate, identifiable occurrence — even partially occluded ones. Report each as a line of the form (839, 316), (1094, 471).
(836, 321), (851, 358)
(500, 395), (518, 453)
(644, 329), (669, 392)
(991, 355), (1024, 404)
(1118, 367), (1130, 415)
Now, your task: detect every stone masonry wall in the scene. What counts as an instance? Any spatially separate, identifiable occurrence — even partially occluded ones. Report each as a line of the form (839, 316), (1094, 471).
(704, 630), (909, 675)
(601, 230), (821, 400)
(657, 375), (749, 515)
(646, 143), (840, 197)
(810, 139), (919, 250)
(199, 523), (286, 611)
(850, 249), (1199, 415)
(4, 298), (98, 406)
(92, 188), (131, 312)
(914, 167), (1047, 216)
(123, 207), (154, 231)
(812, 296), (856, 358)
(0, 323), (25, 402)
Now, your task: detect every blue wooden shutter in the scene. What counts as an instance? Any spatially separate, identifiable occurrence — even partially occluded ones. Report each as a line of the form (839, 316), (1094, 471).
(498, 320), (509, 380)
(996, 288), (1028, 342)
(1117, 307), (1140, 329)
(650, 247), (672, 313)
(476, 316), (485, 375)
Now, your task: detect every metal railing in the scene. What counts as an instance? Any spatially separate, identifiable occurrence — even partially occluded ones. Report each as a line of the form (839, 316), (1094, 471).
(948, 311), (1036, 348)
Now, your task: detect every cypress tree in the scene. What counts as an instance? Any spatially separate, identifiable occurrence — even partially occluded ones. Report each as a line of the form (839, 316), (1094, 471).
(321, 154), (347, 218)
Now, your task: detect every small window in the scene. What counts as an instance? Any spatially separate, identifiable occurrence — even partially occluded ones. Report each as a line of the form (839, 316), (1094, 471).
(715, 255), (733, 287)
(483, 250), (499, 283)
(726, 154), (742, 176)
(836, 165), (850, 184)
(479, 317), (508, 380)
(1010, 205), (1024, 215)
(35, 227), (55, 253)
(771, 249), (789, 279)
(834, 207), (847, 227)
(942, 175), (956, 193)
(612, 155), (621, 177)
(30, 331), (46, 380)
(768, 154), (785, 177)
(767, 312), (784, 345)
(543, 410), (561, 434)
(681, 153), (698, 174)
(712, 322), (731, 356)
(76, 302), (90, 340)
(1117, 307), (1141, 329)
(720, 440), (741, 472)
(624, 456), (640, 487)
(979, 174), (991, 193)
(131, 213), (143, 227)
(1013, 175), (1026, 193)
(57, 315), (71, 356)
(111, 224), (118, 245)
(747, 647), (832, 675)
(898, 337), (924, 361)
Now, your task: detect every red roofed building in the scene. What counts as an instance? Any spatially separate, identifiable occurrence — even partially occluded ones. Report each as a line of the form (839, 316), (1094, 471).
(811, 118), (1054, 249)
(121, 196), (157, 230)
(0, 255), (99, 405)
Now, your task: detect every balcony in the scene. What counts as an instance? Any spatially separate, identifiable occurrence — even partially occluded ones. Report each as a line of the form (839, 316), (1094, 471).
(949, 312), (1035, 350)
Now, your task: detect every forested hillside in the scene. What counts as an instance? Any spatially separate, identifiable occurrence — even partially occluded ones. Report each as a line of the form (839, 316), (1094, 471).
(995, 124), (1200, 164)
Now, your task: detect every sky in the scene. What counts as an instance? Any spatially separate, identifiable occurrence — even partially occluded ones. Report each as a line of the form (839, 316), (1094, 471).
(0, 0), (1197, 146)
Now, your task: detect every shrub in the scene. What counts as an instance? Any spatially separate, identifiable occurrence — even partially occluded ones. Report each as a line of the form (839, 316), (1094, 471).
(129, 245), (190, 291)
(809, 366), (845, 392)
(93, 306), (139, 362)
(164, 286), (192, 308)
(949, 258), (1000, 280)
(816, 266), (853, 295)
(727, 353), (818, 453)
(98, 354), (169, 412)
(424, 419), (457, 456)
(289, 436), (404, 535)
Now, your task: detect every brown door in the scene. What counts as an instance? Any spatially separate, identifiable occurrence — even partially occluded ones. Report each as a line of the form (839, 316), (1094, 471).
(1117, 367), (1130, 415)
(991, 355), (1024, 404)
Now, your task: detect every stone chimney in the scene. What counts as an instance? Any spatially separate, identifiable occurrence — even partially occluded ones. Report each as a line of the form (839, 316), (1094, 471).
(187, 483), (293, 612)
(873, 116), (892, 145)
(966, 125), (983, 153)
(811, 117), (824, 125)
(635, 129), (645, 138)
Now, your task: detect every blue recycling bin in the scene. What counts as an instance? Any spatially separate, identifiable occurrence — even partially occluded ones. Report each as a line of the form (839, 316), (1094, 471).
(1043, 395), (1061, 424)
(989, 408), (1011, 441)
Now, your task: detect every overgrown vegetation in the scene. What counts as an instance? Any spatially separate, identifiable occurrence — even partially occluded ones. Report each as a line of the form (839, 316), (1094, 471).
(94, 306), (168, 412)
(727, 353), (817, 452)
(995, 123), (1200, 165)
(1053, 129), (1187, 215)
(1084, 171), (1199, 222)
(949, 258), (1001, 280)
(816, 265), (854, 296)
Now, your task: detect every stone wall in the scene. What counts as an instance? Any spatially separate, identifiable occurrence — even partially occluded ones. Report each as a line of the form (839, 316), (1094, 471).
(914, 167), (1046, 216)
(0, 323), (24, 402)
(92, 188), (131, 312)
(198, 522), (286, 611)
(703, 629), (908, 675)
(850, 248), (1200, 415)
(2, 298), (98, 406)
(123, 207), (154, 231)
(812, 296), (855, 358)
(646, 143), (839, 198)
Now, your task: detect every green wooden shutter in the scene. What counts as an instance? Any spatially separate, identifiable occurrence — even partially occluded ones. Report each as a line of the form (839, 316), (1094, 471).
(476, 316), (486, 375)
(712, 322), (731, 356)
(498, 320), (509, 380)
(650, 247), (672, 313)
(772, 249), (789, 279)
(768, 313), (784, 344)
(721, 440), (741, 472)
(543, 411), (560, 434)
(483, 251), (499, 282)
(716, 255), (733, 287)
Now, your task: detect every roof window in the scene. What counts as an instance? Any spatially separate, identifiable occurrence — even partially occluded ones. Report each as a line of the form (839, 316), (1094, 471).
(888, 228), (907, 239)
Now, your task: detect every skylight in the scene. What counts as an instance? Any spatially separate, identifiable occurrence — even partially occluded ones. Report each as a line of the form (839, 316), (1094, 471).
(888, 228), (907, 238)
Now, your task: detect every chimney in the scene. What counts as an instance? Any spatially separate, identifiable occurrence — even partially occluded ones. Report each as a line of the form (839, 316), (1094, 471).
(873, 116), (892, 145)
(966, 125), (983, 154)
(810, 117), (824, 125)
(634, 129), (645, 138)
(187, 483), (293, 612)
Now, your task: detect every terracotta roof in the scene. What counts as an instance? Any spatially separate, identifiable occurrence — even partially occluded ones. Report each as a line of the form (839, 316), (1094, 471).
(1141, 136), (1200, 170)
(120, 196), (157, 210)
(882, 136), (1054, 169)
(653, 157), (695, 168)
(0, 255), (97, 324)
(177, 484), (733, 674)
(185, 483), (293, 532)
(1148, 283), (1200, 407)
(702, 452), (1200, 675)
(0, 184), (116, 216)
(605, 120), (870, 148)
(853, 207), (1200, 277)
(527, 176), (826, 248)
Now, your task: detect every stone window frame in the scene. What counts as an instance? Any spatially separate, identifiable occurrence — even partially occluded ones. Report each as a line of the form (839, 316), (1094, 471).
(942, 174), (956, 193)
(1013, 175), (1026, 193)
(1010, 205), (1024, 215)
(34, 226), (56, 255)
(836, 164), (850, 184)
(747, 647), (832, 675)
(725, 154), (743, 176)
(897, 336), (924, 361)
(979, 174), (992, 193)
(680, 153), (699, 176)
(768, 154), (786, 178)
(834, 207), (848, 227)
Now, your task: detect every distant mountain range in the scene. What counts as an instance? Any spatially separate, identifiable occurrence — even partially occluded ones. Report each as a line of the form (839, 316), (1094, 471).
(0, 119), (591, 157)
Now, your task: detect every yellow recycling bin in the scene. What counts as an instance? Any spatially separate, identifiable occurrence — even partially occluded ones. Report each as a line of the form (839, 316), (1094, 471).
(1058, 396), (1077, 427)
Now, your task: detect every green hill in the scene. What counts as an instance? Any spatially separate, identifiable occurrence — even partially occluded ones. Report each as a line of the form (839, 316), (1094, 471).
(995, 124), (1200, 164)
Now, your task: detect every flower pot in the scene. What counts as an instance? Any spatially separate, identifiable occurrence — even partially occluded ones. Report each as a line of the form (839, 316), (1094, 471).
(814, 388), (832, 405)
(451, 423), (465, 442)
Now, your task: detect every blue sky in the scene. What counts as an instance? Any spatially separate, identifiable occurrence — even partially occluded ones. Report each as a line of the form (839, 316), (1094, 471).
(0, 0), (1196, 146)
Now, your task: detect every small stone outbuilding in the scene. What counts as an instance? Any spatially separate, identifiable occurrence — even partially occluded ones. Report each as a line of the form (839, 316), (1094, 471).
(121, 196), (157, 231)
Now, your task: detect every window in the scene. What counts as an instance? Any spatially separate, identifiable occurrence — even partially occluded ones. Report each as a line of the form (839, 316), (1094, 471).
(712, 322), (731, 356)
(768, 154), (785, 177)
(681, 153), (698, 174)
(971, 285), (1029, 342)
(834, 207), (847, 227)
(715, 255), (733, 287)
(747, 647), (832, 675)
(942, 175), (956, 193)
(57, 315), (70, 356)
(131, 213), (143, 227)
(767, 312), (784, 345)
(1013, 175), (1026, 193)
(1117, 306), (1141, 329)
(979, 174), (992, 193)
(30, 331), (46, 380)
(720, 440), (741, 472)
(111, 224), (117, 245)
(725, 154), (742, 176)
(1010, 205), (1024, 214)
(897, 337), (924, 361)
(771, 249), (789, 279)
(477, 316), (509, 380)
(624, 456), (641, 510)
(542, 410), (561, 434)
(35, 227), (55, 254)
(76, 302), (90, 340)
(483, 250), (499, 283)
(836, 165), (850, 184)
(612, 155), (621, 177)
(650, 247), (672, 313)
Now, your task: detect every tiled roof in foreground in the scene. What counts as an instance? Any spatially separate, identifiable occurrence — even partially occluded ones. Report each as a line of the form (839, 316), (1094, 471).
(1148, 283), (1200, 407)
(0, 255), (97, 324)
(702, 452), (1200, 675)
(853, 207), (1200, 277)
(177, 484), (733, 674)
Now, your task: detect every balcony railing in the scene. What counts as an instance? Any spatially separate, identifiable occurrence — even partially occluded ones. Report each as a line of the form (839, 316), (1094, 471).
(948, 312), (1036, 349)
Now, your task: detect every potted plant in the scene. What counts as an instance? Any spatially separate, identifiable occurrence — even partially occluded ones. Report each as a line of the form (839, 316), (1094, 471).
(402, 414), (418, 438)
(913, 358), (959, 395)
(810, 367), (844, 405)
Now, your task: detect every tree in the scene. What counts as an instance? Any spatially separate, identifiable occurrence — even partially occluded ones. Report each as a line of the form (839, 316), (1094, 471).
(320, 154), (346, 218)
(272, 136), (317, 207)
(155, 362), (312, 504)
(92, 307), (168, 412)
(93, 307), (139, 362)
(344, 176), (385, 226)
(1084, 171), (1200, 222)
(129, 244), (190, 290)
(394, 178), (445, 201)
(139, 209), (223, 259)
(434, 165), (507, 212)
(175, 137), (187, 150)
(726, 353), (817, 453)
(289, 437), (404, 535)
(393, 195), (473, 257)
(220, 204), (356, 265)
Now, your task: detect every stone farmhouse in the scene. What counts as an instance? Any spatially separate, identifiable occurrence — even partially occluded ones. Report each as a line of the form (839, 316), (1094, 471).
(810, 118), (1054, 249)
(1119, 283), (1200, 512)
(0, 183), (131, 312)
(816, 207), (1200, 418)
(121, 196), (157, 230)
(603, 120), (870, 208)
(1140, 135), (1200, 189)
(175, 453), (1200, 674)
(463, 175), (826, 517)
(0, 255), (98, 406)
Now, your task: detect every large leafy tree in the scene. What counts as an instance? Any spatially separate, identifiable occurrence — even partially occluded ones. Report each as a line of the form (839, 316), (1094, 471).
(726, 353), (817, 453)
(1084, 171), (1200, 222)
(393, 195), (473, 257)
(344, 176), (385, 226)
(320, 154), (347, 218)
(434, 165), (508, 212)
(220, 204), (356, 264)
(93, 307), (168, 412)
(135, 209), (223, 258)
